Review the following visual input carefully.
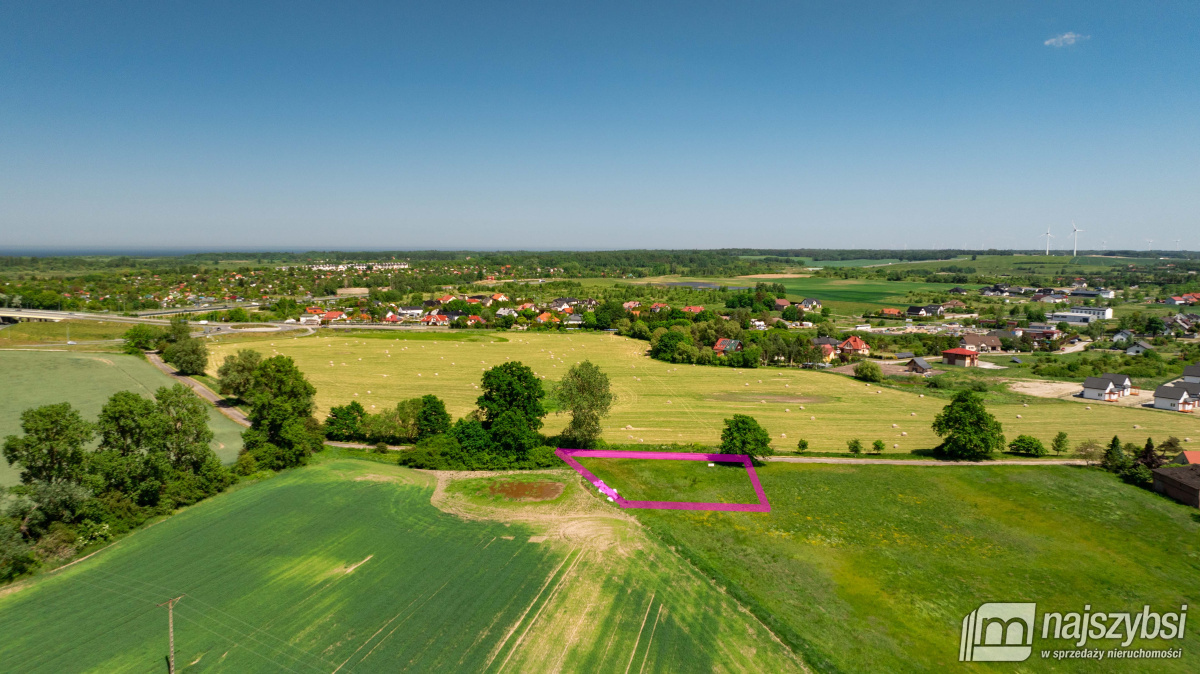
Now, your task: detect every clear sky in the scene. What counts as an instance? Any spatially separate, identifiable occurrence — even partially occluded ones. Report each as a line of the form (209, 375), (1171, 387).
(1, 1), (1197, 253)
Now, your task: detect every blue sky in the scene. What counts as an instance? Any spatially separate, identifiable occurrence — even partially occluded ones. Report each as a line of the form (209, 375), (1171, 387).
(1, 1), (1197, 252)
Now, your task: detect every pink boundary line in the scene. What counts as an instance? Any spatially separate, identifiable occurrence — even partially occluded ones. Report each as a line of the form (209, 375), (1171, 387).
(554, 449), (771, 513)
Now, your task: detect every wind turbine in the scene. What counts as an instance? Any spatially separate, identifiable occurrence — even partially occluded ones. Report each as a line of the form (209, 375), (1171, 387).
(1101, 240), (1108, 251)
(1175, 239), (1182, 251)
(1146, 239), (1154, 252)
(1041, 226), (1054, 256)
(1071, 221), (1083, 257)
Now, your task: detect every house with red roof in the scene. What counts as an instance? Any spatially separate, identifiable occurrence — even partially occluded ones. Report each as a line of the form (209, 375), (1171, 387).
(682, 306), (704, 314)
(466, 315), (484, 325)
(437, 294), (456, 303)
(623, 301), (641, 310)
(650, 302), (670, 312)
(491, 293), (509, 302)
(838, 335), (870, 357)
(880, 307), (903, 317)
(420, 314), (450, 326)
(713, 338), (743, 356)
(306, 306), (326, 314)
(322, 310), (346, 321)
(535, 312), (559, 324)
(1175, 451), (1200, 465)
(941, 348), (979, 367)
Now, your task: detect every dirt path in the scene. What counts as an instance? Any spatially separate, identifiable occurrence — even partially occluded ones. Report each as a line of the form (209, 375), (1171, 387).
(767, 456), (1086, 466)
(147, 352), (251, 427)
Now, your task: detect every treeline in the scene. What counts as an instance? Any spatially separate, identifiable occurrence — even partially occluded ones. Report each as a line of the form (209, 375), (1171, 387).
(316, 360), (613, 470)
(1, 386), (234, 581)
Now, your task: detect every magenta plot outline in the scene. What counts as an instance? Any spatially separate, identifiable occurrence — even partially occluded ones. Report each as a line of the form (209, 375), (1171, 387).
(554, 448), (771, 513)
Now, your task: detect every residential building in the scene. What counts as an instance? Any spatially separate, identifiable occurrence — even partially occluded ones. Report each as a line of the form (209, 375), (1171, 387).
(907, 305), (945, 318)
(1152, 465), (1200, 507)
(1126, 341), (1154, 356)
(1184, 364), (1200, 384)
(948, 287), (969, 295)
(838, 335), (870, 357)
(1065, 306), (1113, 320)
(941, 348), (979, 367)
(682, 305), (704, 314)
(535, 312), (559, 324)
(774, 298), (791, 311)
(880, 307), (904, 317)
(713, 338), (743, 356)
(1082, 377), (1119, 402)
(1112, 329), (1135, 344)
(942, 299), (967, 311)
(960, 335), (1003, 352)
(1152, 383), (1199, 412)
(650, 302), (670, 313)
(495, 307), (518, 318)
(622, 301), (641, 310)
(395, 306), (423, 318)
(1173, 451), (1200, 465)
(799, 298), (822, 311)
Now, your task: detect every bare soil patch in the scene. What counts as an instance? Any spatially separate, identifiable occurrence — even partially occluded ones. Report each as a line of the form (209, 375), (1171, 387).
(829, 361), (938, 377)
(487, 479), (565, 502)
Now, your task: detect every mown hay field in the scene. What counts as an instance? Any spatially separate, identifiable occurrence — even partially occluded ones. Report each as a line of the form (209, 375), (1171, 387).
(0, 458), (801, 673)
(0, 351), (244, 486)
(579, 460), (1200, 672)
(207, 331), (1200, 453)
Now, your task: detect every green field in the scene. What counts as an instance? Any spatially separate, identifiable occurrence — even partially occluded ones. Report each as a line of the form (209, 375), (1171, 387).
(580, 459), (1200, 672)
(0, 351), (244, 486)
(208, 331), (1200, 456)
(0, 319), (130, 349)
(0, 458), (800, 672)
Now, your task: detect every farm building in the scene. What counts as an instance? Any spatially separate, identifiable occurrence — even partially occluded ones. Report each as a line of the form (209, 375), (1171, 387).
(713, 338), (743, 357)
(1153, 383), (1198, 412)
(941, 348), (979, 367)
(774, 298), (791, 311)
(1152, 465), (1200, 508)
(838, 335), (870, 357)
(1184, 364), (1200, 384)
(906, 357), (932, 374)
(880, 307), (904, 317)
(960, 335), (1003, 352)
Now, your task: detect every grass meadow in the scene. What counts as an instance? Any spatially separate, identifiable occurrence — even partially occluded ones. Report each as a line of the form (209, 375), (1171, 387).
(0, 458), (800, 673)
(0, 351), (244, 486)
(579, 459), (1200, 672)
(207, 331), (1200, 455)
(0, 319), (129, 349)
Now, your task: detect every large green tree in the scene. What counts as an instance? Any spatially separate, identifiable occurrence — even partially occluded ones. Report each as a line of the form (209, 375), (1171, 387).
(325, 401), (367, 441)
(718, 414), (774, 460)
(930, 391), (1005, 460)
(415, 395), (451, 440)
(217, 349), (263, 400)
(164, 337), (208, 376)
(477, 362), (546, 431)
(152, 385), (215, 472)
(241, 356), (323, 470)
(2, 403), (94, 485)
(553, 361), (613, 447)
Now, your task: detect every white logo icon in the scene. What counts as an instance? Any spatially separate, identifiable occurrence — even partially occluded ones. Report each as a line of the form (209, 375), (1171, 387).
(959, 603), (1037, 662)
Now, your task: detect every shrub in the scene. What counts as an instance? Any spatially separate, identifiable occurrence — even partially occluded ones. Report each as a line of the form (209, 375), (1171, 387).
(796, 439), (809, 453)
(1008, 435), (1047, 457)
(853, 361), (883, 383)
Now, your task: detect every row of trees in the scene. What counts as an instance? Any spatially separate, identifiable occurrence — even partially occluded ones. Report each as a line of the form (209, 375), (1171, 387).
(124, 317), (208, 376)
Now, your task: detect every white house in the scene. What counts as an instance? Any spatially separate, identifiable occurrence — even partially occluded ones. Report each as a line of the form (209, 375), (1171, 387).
(1184, 364), (1200, 384)
(1126, 341), (1154, 356)
(1082, 377), (1119, 402)
(1153, 383), (1198, 412)
(1112, 329), (1135, 344)
(1101, 373), (1134, 396)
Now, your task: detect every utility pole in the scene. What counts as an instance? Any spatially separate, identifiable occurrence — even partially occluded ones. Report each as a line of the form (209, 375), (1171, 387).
(158, 595), (185, 674)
